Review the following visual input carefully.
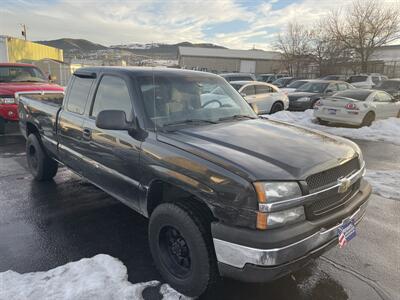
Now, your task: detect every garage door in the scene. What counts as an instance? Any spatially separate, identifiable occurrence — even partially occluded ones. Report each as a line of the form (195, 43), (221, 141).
(240, 60), (256, 73)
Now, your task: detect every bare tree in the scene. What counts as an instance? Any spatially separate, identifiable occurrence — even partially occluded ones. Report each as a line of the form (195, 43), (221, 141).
(309, 22), (353, 76)
(275, 22), (313, 77)
(326, 0), (400, 72)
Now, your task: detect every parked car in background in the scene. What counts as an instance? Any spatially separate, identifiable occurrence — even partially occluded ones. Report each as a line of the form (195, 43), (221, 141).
(375, 79), (400, 100)
(314, 89), (400, 126)
(320, 75), (347, 81)
(0, 63), (64, 134)
(271, 77), (298, 88)
(347, 74), (387, 89)
(256, 73), (288, 83)
(229, 81), (288, 114)
(288, 80), (354, 111)
(280, 79), (310, 94)
(219, 72), (256, 82)
(18, 67), (371, 297)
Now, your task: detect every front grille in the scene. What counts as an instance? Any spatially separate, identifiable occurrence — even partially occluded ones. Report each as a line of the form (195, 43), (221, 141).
(306, 180), (361, 220)
(306, 158), (360, 192)
(304, 158), (361, 220)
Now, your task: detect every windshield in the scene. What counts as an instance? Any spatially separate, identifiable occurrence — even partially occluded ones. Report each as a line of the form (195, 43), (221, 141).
(137, 74), (257, 130)
(333, 90), (372, 101)
(272, 78), (287, 86)
(0, 66), (46, 83)
(347, 76), (368, 83)
(377, 80), (400, 90)
(296, 82), (328, 93)
(257, 75), (272, 81)
(287, 80), (307, 89)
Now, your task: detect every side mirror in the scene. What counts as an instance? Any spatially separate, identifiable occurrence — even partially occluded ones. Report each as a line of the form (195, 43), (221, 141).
(48, 74), (57, 82)
(325, 89), (333, 95)
(96, 110), (132, 130)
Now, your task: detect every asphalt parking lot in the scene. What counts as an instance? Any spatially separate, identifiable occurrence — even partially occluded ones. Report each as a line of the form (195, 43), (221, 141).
(0, 124), (399, 300)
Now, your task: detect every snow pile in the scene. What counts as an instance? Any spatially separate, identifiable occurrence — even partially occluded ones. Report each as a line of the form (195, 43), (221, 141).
(365, 170), (400, 200)
(0, 254), (189, 300)
(268, 110), (400, 145)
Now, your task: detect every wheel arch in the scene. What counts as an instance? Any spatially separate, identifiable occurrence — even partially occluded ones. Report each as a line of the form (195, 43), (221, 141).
(145, 177), (217, 222)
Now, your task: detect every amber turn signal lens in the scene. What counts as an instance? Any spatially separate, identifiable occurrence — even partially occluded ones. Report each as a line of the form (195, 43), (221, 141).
(256, 212), (268, 230)
(254, 182), (267, 203)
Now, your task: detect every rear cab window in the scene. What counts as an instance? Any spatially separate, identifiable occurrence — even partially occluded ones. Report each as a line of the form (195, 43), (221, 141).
(66, 76), (94, 114)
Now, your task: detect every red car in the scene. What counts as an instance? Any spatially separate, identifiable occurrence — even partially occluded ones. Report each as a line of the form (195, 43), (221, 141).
(0, 63), (64, 134)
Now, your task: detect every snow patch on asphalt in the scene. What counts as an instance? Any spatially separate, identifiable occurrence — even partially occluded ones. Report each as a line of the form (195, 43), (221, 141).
(0, 254), (189, 300)
(365, 170), (400, 200)
(267, 110), (400, 145)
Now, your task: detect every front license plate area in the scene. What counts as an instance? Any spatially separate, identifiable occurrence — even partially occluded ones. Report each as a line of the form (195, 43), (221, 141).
(337, 219), (356, 248)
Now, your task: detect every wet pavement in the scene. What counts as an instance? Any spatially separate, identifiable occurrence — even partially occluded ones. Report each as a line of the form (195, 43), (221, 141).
(0, 124), (399, 300)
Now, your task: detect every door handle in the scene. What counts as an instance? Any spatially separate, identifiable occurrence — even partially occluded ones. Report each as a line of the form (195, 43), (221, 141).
(82, 128), (92, 140)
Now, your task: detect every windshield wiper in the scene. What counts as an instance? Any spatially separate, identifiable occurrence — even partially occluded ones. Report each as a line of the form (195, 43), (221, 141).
(218, 114), (257, 122)
(163, 119), (218, 128)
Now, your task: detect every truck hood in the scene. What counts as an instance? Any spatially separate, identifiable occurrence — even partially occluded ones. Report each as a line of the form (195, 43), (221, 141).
(0, 82), (64, 96)
(158, 119), (358, 181)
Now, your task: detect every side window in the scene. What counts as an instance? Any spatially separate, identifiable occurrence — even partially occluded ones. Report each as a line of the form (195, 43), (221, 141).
(91, 76), (133, 121)
(327, 84), (338, 92)
(66, 76), (94, 114)
(372, 76), (380, 85)
(256, 85), (273, 94)
(243, 85), (255, 95)
(377, 92), (392, 102)
(338, 83), (348, 91)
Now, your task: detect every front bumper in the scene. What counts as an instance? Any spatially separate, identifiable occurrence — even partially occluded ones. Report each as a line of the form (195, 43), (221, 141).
(212, 180), (371, 282)
(0, 104), (19, 121)
(288, 101), (311, 111)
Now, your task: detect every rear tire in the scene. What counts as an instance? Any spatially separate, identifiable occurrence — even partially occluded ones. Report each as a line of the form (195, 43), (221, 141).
(0, 117), (5, 134)
(26, 134), (58, 181)
(148, 201), (218, 297)
(361, 112), (375, 127)
(317, 118), (329, 125)
(270, 102), (284, 114)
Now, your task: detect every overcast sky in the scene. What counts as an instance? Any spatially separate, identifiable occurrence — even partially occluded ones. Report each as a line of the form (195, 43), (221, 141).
(0, 0), (398, 50)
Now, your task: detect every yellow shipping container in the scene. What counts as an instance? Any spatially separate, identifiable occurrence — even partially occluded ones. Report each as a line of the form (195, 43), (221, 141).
(6, 37), (63, 63)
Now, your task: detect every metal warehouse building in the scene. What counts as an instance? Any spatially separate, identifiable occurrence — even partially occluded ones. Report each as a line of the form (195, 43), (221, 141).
(178, 46), (283, 74)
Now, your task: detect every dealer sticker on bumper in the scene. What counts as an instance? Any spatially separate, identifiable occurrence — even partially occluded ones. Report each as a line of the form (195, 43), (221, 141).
(338, 219), (356, 248)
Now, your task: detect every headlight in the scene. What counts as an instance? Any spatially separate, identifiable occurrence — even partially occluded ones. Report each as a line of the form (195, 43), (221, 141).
(254, 182), (304, 229)
(296, 97), (310, 102)
(254, 182), (302, 204)
(0, 97), (16, 104)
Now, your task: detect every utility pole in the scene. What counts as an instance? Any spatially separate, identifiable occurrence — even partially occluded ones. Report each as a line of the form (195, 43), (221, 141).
(20, 24), (27, 40)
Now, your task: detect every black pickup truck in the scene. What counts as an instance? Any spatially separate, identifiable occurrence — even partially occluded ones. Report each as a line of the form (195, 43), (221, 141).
(18, 67), (371, 297)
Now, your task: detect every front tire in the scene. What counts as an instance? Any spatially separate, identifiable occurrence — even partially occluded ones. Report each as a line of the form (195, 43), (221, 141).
(26, 134), (58, 181)
(148, 202), (218, 297)
(361, 112), (375, 127)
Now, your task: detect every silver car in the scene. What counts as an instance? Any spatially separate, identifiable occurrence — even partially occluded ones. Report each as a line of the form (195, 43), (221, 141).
(314, 89), (400, 126)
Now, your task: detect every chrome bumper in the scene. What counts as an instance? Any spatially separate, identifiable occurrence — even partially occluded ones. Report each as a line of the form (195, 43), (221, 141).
(213, 199), (368, 269)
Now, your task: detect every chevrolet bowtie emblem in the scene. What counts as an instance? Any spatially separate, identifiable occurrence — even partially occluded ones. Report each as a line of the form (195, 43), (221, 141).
(338, 177), (351, 193)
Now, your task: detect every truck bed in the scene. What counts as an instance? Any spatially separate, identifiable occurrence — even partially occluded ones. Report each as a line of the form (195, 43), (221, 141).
(18, 91), (65, 157)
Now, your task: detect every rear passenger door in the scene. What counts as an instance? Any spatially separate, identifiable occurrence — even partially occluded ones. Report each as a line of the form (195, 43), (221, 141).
(58, 74), (95, 174)
(255, 84), (277, 113)
(81, 74), (143, 210)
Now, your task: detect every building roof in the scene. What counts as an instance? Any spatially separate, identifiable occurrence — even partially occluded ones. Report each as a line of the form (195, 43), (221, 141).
(178, 46), (282, 60)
